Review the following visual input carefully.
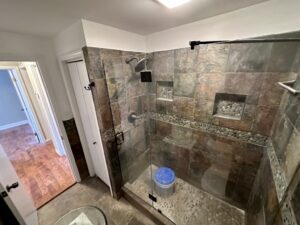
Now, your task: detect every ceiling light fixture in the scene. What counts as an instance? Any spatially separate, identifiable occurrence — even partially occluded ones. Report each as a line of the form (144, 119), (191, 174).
(157, 0), (190, 8)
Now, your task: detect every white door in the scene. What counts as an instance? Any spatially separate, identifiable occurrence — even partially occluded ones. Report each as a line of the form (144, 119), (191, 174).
(67, 61), (110, 186)
(0, 145), (38, 225)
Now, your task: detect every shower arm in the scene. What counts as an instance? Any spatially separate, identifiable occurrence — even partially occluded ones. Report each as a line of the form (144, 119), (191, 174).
(189, 38), (300, 50)
(125, 57), (139, 64)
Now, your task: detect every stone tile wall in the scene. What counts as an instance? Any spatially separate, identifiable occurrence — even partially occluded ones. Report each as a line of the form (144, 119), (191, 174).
(147, 43), (299, 136)
(271, 72), (300, 187)
(151, 120), (264, 207)
(246, 46), (300, 225)
(83, 47), (151, 197)
(63, 118), (89, 179)
(146, 42), (300, 208)
(101, 50), (151, 184)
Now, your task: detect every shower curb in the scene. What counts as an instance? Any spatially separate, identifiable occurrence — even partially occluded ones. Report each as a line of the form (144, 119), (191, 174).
(122, 187), (176, 225)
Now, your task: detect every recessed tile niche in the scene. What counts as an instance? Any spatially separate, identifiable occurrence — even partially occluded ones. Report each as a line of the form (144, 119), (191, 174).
(156, 81), (173, 101)
(213, 93), (247, 120)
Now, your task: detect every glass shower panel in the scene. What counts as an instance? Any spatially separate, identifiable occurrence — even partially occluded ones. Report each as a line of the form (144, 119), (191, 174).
(101, 52), (154, 206)
(102, 40), (300, 225)
(146, 42), (300, 225)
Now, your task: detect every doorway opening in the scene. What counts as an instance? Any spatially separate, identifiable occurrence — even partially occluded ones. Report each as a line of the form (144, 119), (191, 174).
(0, 61), (76, 208)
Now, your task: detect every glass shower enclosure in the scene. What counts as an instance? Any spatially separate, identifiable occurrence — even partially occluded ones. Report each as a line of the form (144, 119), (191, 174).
(98, 38), (300, 225)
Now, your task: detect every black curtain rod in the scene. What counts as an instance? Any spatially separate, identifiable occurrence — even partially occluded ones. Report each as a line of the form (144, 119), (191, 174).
(189, 38), (300, 50)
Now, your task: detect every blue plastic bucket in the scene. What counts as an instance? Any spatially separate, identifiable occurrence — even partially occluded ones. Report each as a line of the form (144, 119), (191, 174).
(153, 167), (176, 198)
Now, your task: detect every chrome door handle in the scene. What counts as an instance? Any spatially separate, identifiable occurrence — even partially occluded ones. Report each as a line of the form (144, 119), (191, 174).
(6, 182), (19, 192)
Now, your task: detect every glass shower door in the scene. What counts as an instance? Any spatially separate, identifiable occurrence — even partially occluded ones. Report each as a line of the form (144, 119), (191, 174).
(101, 52), (155, 206)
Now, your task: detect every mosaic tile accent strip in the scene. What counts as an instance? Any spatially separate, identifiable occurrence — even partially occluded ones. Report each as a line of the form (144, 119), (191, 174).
(267, 142), (288, 202)
(150, 112), (268, 146)
(281, 198), (298, 225)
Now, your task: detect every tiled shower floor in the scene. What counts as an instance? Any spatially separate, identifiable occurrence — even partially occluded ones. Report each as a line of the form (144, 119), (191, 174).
(125, 165), (245, 225)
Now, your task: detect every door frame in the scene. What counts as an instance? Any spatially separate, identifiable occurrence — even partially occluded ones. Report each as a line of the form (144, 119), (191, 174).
(19, 63), (65, 156)
(0, 62), (81, 182)
(58, 50), (113, 195)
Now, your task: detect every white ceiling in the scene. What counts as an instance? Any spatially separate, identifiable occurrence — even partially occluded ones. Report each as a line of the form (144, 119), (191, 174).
(0, 0), (269, 37)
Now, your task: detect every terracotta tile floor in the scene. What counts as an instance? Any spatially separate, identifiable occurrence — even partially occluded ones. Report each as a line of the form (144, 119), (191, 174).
(0, 124), (75, 208)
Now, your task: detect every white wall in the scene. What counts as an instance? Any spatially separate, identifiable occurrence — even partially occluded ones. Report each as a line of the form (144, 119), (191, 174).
(54, 19), (147, 55)
(0, 31), (72, 120)
(146, 0), (300, 51)
(54, 20), (86, 57)
(82, 20), (146, 52)
(55, 0), (300, 54)
(0, 70), (27, 126)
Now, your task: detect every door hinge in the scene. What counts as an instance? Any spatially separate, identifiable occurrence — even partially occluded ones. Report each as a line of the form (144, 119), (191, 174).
(148, 194), (157, 202)
(34, 133), (40, 143)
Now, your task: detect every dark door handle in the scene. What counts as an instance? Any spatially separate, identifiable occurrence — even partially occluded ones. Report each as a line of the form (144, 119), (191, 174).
(6, 182), (19, 192)
(84, 81), (95, 91)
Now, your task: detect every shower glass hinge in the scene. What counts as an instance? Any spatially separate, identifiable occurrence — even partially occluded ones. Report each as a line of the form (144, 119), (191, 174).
(148, 193), (157, 202)
(115, 132), (124, 145)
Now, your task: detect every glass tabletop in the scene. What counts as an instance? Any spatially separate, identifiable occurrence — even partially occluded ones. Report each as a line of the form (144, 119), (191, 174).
(54, 206), (107, 225)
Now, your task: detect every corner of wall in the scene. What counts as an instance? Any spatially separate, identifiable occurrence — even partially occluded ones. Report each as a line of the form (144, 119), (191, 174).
(53, 20), (87, 57)
(81, 19), (146, 52)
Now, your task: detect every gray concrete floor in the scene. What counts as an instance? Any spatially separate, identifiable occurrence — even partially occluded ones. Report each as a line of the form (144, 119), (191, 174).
(38, 177), (156, 225)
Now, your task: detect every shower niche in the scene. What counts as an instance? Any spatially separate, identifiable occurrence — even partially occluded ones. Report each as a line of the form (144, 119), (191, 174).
(156, 81), (173, 101)
(213, 93), (247, 120)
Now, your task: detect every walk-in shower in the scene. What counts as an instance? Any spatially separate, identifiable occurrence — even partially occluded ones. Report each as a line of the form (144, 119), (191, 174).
(83, 35), (300, 225)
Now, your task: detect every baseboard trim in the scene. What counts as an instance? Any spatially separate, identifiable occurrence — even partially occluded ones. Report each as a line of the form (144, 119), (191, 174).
(0, 120), (28, 131)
